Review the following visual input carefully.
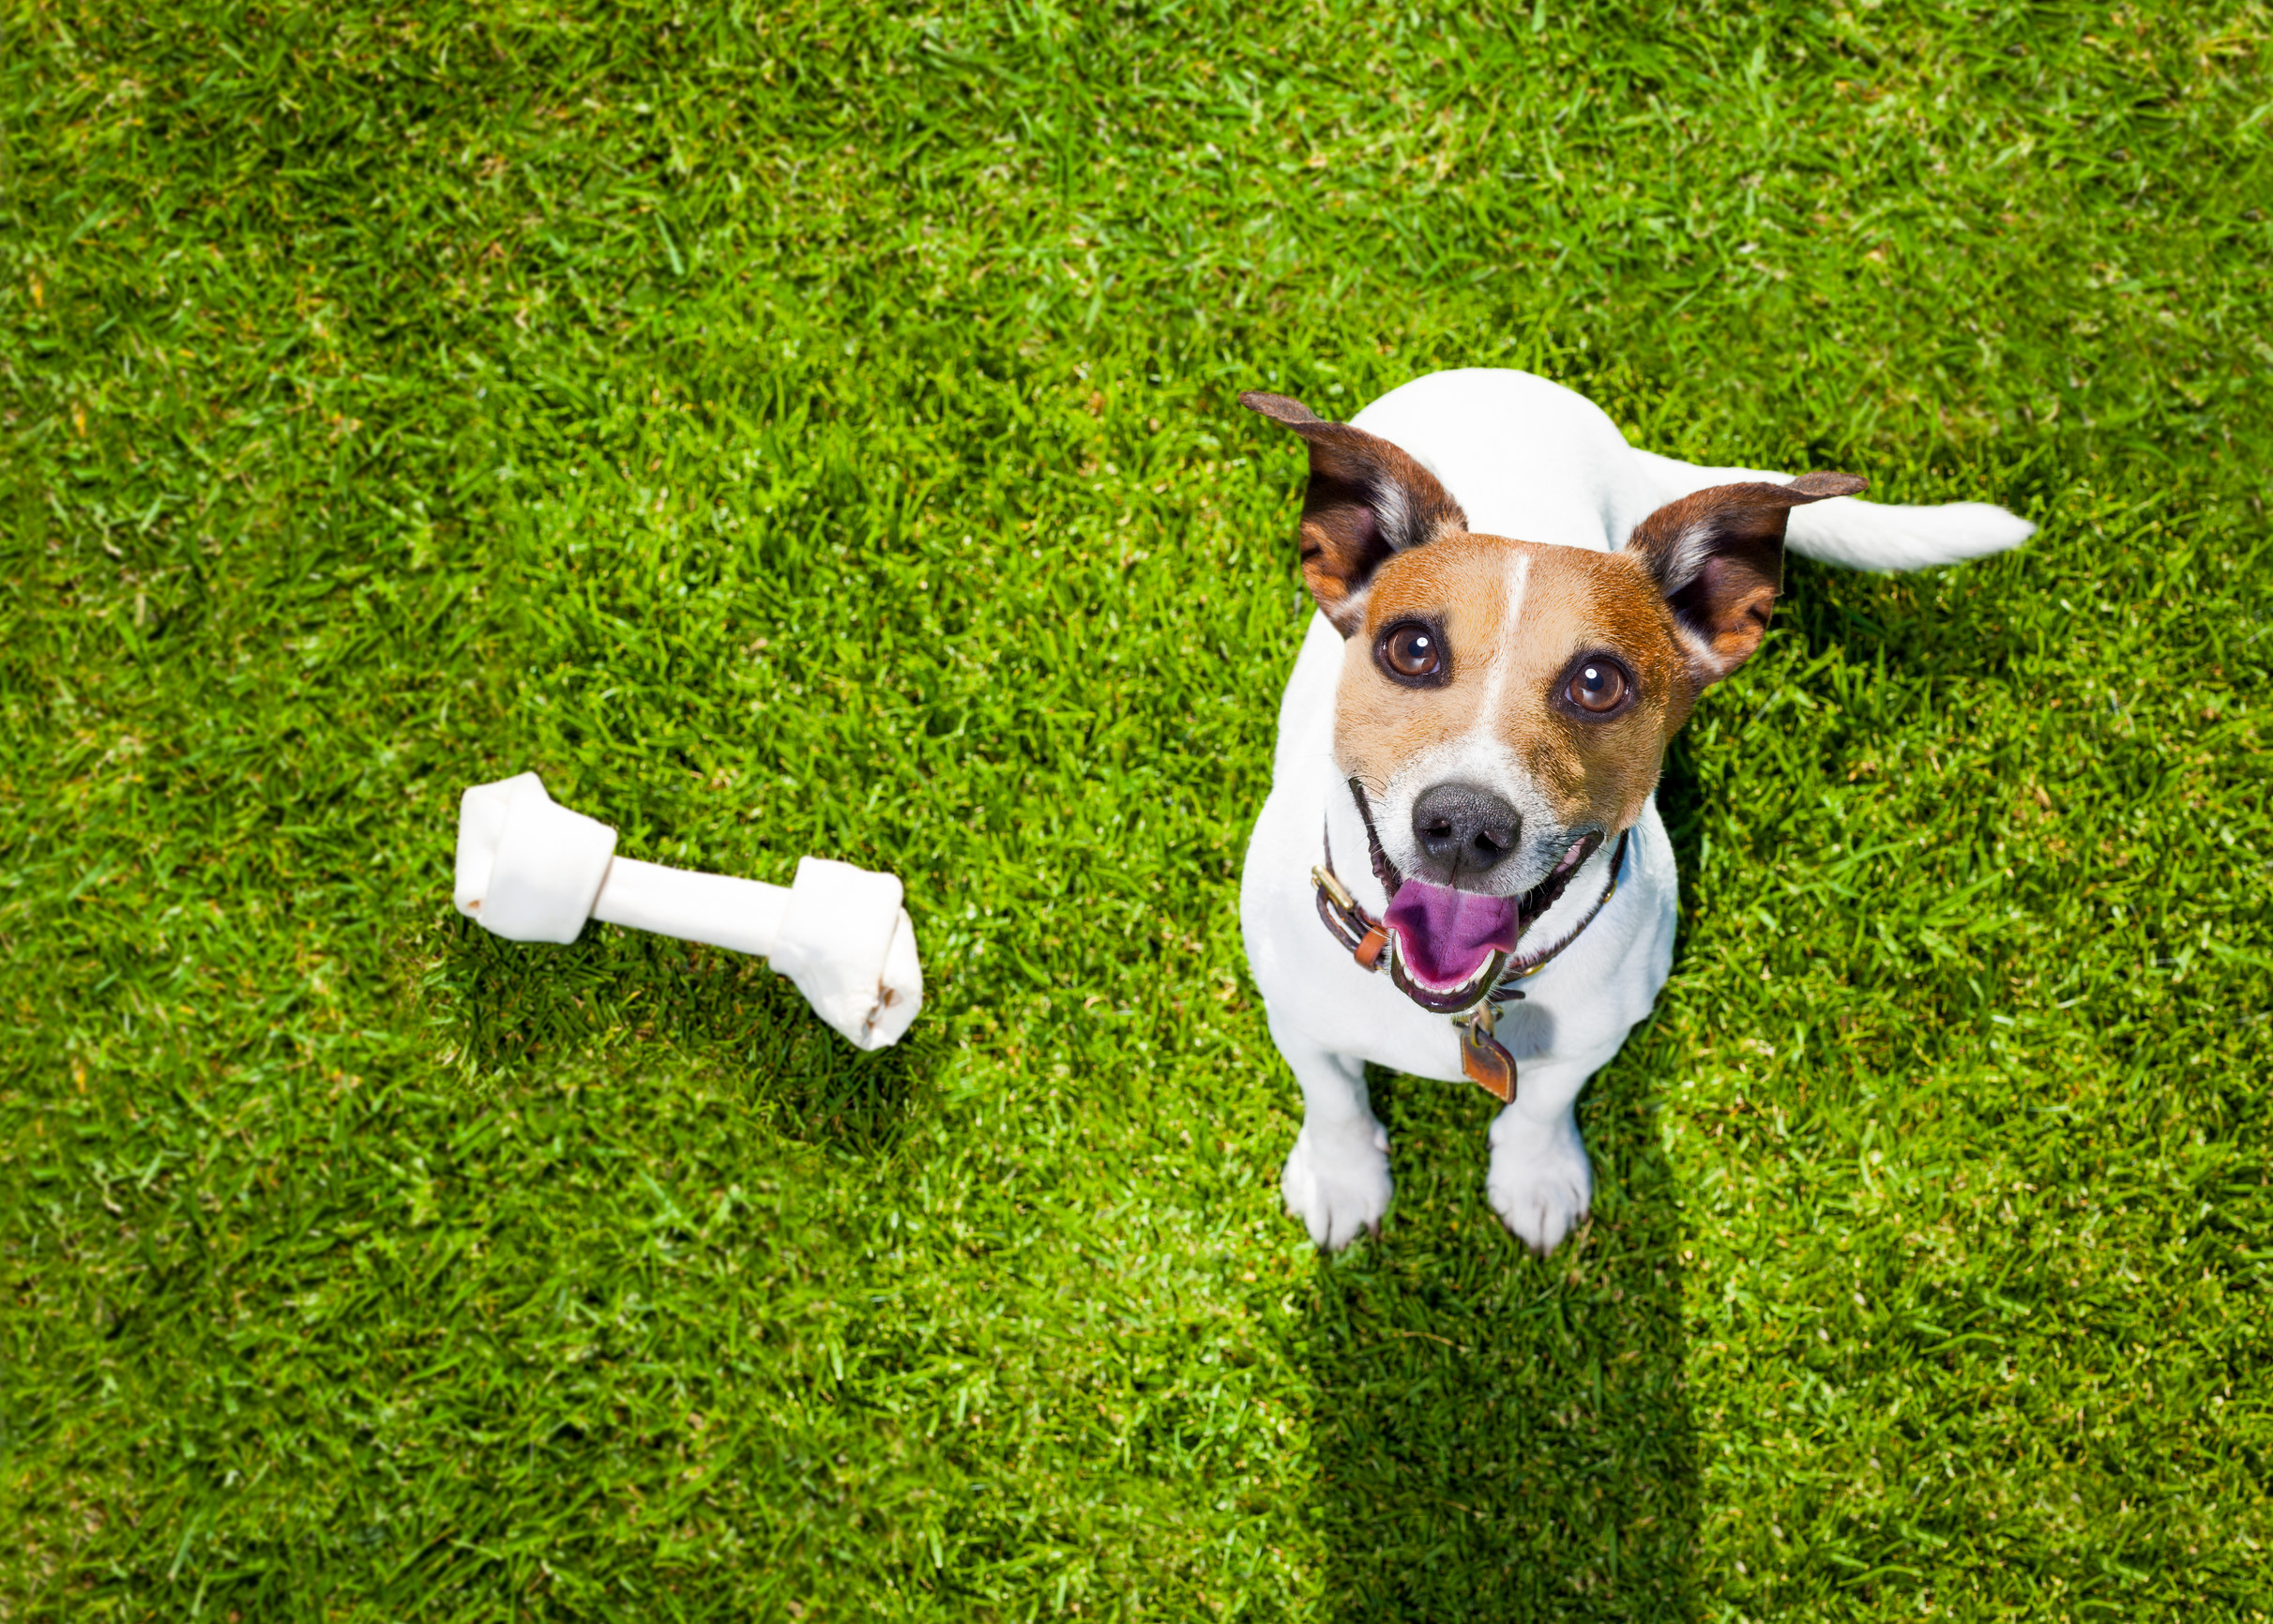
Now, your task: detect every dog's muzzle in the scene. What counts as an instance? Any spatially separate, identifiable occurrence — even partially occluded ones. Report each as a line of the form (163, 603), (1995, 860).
(1312, 779), (1628, 1100)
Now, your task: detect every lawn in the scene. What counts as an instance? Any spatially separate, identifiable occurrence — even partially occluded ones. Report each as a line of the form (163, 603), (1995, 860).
(3, 1), (2269, 1617)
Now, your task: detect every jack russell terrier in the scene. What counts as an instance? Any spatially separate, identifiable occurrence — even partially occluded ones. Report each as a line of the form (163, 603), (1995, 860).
(1238, 369), (2030, 1254)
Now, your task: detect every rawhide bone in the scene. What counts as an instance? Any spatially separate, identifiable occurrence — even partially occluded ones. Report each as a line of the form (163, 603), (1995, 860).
(452, 771), (921, 1052)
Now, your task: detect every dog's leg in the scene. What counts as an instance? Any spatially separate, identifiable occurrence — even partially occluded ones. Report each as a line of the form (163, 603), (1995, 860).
(1273, 1027), (1392, 1251)
(1485, 1055), (1603, 1255)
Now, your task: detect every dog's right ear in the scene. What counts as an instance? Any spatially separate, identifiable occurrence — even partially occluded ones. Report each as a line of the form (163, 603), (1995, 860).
(1241, 391), (1468, 636)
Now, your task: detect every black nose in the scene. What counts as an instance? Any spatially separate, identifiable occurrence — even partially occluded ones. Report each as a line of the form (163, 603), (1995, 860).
(1411, 783), (1520, 875)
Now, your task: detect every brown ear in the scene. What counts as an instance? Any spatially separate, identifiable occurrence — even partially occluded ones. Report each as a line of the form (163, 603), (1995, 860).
(1241, 390), (1468, 635)
(1623, 471), (1867, 685)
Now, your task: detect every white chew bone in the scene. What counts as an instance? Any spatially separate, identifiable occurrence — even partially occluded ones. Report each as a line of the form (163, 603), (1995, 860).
(452, 772), (922, 1051)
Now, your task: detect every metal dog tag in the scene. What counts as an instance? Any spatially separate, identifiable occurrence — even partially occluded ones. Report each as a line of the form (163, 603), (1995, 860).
(1458, 1003), (1517, 1102)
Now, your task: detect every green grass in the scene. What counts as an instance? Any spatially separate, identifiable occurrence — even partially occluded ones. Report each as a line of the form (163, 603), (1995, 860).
(3, 0), (2269, 1616)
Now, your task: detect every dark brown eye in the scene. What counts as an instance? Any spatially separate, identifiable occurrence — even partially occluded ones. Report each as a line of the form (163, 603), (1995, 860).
(1568, 660), (1629, 714)
(1378, 622), (1445, 683)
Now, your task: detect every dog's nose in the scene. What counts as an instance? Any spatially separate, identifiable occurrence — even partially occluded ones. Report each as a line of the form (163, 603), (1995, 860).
(1410, 783), (1520, 876)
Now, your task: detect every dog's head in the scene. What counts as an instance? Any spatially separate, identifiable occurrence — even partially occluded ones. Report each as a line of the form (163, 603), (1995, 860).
(1245, 389), (1863, 996)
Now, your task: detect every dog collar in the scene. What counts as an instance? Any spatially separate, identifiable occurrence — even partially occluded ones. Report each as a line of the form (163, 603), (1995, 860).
(1311, 779), (1629, 1103)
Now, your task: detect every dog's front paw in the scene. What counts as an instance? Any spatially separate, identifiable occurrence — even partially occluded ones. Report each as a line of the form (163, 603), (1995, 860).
(1487, 1109), (1593, 1255)
(1281, 1119), (1392, 1251)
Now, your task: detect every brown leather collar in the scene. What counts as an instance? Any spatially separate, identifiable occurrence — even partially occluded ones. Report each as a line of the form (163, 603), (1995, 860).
(1311, 779), (1400, 970)
(1311, 779), (1629, 1102)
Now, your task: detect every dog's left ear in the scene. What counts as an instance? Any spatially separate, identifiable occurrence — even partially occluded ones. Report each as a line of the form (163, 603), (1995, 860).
(1241, 390), (1469, 636)
(1623, 472), (1866, 686)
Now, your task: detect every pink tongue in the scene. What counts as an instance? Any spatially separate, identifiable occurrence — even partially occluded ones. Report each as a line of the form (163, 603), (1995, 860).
(1382, 881), (1523, 991)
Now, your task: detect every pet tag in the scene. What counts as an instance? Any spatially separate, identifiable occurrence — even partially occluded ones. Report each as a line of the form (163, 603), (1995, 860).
(1458, 1002), (1518, 1102)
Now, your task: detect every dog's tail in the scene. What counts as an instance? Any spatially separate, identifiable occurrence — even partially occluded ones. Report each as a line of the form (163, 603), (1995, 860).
(1630, 448), (2033, 572)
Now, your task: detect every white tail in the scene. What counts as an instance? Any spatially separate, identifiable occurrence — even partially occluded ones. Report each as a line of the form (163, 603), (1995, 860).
(1630, 448), (2033, 573)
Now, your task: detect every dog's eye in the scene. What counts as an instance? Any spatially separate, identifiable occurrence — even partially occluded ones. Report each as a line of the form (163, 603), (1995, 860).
(1378, 623), (1444, 682)
(1568, 660), (1628, 713)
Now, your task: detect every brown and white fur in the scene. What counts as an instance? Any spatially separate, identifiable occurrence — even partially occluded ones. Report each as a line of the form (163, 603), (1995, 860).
(1239, 369), (2031, 1252)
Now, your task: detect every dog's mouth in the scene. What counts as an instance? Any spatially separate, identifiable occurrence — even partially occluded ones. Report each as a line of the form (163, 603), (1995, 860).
(1382, 833), (1602, 1011)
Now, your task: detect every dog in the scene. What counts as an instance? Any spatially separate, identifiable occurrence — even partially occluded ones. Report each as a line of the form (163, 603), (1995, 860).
(1237, 368), (2031, 1253)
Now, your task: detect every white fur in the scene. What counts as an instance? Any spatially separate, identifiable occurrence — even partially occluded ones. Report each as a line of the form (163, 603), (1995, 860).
(1472, 551), (1531, 725)
(1632, 449), (2036, 571)
(1244, 368), (2032, 1252)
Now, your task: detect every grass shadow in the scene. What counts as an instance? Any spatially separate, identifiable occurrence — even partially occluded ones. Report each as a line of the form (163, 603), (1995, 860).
(431, 916), (931, 1154)
(1302, 1042), (1697, 1620)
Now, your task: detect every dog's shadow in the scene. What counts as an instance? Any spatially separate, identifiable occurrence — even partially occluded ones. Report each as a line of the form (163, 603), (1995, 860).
(431, 918), (929, 1153)
(1290, 515), (1999, 1615)
(1301, 1040), (1697, 1621)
